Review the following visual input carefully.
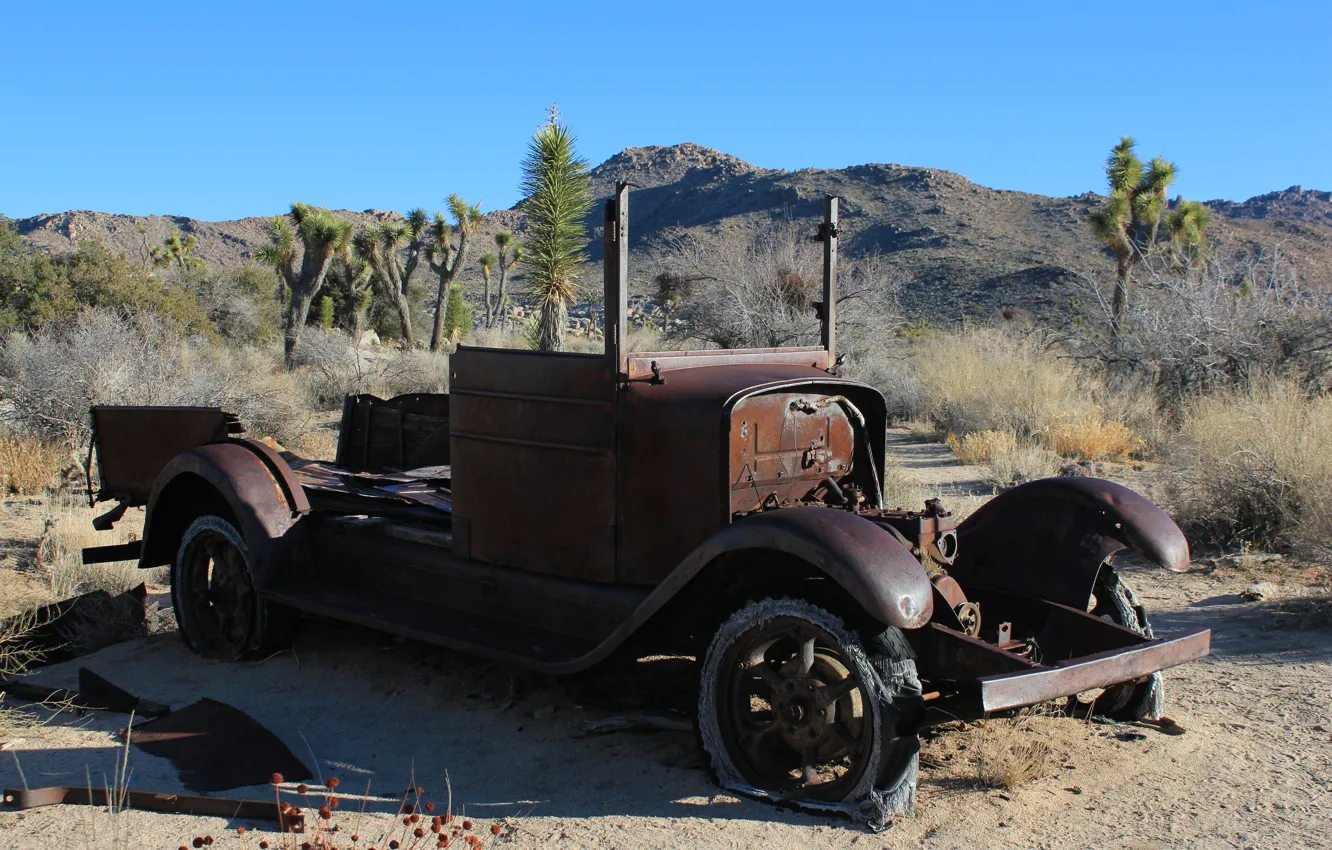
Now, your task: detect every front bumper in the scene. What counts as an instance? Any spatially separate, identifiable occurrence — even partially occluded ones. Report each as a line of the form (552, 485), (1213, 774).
(978, 627), (1212, 713)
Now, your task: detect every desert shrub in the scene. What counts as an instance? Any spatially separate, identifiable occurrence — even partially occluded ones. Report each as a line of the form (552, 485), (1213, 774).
(0, 237), (213, 334)
(654, 221), (905, 351)
(1050, 415), (1139, 461)
(1168, 380), (1332, 553)
(293, 330), (450, 409)
(841, 342), (922, 422)
(947, 429), (1017, 465)
(1083, 242), (1332, 405)
(911, 329), (1086, 440)
(974, 719), (1053, 791)
(983, 441), (1061, 488)
(0, 434), (67, 494)
(0, 309), (316, 456)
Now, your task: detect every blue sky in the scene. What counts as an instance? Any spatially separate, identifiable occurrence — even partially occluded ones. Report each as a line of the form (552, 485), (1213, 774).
(1, 1), (1328, 221)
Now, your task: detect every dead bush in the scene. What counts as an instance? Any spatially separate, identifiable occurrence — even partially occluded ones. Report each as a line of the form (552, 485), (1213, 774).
(654, 220), (905, 351)
(0, 435), (67, 494)
(1051, 415), (1140, 461)
(0, 308), (316, 458)
(974, 720), (1053, 791)
(293, 330), (450, 409)
(947, 430), (1017, 465)
(1082, 241), (1332, 404)
(1168, 380), (1332, 553)
(983, 442), (1061, 488)
(41, 498), (157, 599)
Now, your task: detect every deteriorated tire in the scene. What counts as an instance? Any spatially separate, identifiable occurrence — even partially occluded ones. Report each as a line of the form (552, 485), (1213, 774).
(171, 515), (275, 661)
(698, 598), (922, 825)
(1088, 565), (1164, 721)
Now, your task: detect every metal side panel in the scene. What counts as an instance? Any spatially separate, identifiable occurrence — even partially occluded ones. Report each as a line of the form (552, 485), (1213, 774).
(449, 349), (617, 582)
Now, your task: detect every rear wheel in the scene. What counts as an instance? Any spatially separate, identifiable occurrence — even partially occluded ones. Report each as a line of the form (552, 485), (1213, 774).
(698, 598), (921, 823)
(171, 515), (271, 661)
(1087, 565), (1163, 720)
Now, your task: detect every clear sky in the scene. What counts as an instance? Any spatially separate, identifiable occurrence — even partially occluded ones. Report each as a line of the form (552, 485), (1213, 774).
(1, 1), (1328, 221)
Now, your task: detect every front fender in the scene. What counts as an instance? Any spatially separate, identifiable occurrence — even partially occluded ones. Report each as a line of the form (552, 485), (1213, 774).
(949, 477), (1190, 610)
(140, 440), (310, 587)
(672, 507), (934, 629)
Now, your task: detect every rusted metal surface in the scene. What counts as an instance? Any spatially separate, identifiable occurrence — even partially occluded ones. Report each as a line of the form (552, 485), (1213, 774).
(3, 786), (305, 832)
(617, 365), (886, 585)
(90, 406), (239, 505)
(450, 347), (616, 580)
(129, 698), (312, 792)
(951, 477), (1191, 611)
(728, 391), (856, 514)
(979, 627), (1211, 713)
(335, 392), (451, 471)
(605, 182), (630, 374)
(626, 347), (831, 380)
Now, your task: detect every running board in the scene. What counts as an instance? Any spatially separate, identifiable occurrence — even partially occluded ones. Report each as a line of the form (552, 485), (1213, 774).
(262, 584), (597, 667)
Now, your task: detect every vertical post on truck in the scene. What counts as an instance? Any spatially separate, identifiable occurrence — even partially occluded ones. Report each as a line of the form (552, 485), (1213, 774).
(820, 194), (839, 360)
(604, 181), (630, 376)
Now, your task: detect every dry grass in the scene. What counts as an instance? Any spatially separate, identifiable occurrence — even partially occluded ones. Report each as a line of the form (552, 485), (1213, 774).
(40, 498), (156, 599)
(974, 721), (1053, 791)
(0, 435), (68, 495)
(910, 329), (1086, 440)
(881, 462), (924, 511)
(1169, 380), (1332, 553)
(293, 426), (340, 461)
(1050, 414), (1140, 461)
(983, 442), (1061, 488)
(947, 429), (1017, 465)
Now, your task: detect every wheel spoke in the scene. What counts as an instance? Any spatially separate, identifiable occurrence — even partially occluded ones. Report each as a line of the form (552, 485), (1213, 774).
(828, 720), (860, 753)
(815, 675), (860, 708)
(800, 743), (820, 787)
(742, 722), (782, 762)
(752, 662), (783, 691)
(799, 636), (815, 675)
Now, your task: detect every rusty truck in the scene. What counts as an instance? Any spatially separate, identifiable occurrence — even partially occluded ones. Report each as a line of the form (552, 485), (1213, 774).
(82, 186), (1210, 825)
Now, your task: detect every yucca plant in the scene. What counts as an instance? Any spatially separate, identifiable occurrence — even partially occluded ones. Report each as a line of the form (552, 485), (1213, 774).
(520, 120), (591, 352)
(256, 202), (353, 367)
(427, 194), (482, 351)
(1089, 137), (1208, 337)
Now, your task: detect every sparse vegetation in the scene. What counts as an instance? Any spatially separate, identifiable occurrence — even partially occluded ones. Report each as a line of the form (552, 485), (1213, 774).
(1168, 380), (1332, 554)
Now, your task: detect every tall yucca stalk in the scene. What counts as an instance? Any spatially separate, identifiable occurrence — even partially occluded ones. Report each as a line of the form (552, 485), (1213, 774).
(256, 202), (353, 368)
(1089, 137), (1206, 338)
(520, 121), (591, 352)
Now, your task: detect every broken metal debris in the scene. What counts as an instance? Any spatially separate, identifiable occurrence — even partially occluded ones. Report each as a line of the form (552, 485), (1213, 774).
(0, 668), (169, 717)
(3, 786), (305, 832)
(128, 698), (311, 793)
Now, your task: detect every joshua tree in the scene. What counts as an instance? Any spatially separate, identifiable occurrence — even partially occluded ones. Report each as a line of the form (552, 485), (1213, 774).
(353, 208), (431, 347)
(519, 119), (591, 352)
(479, 251), (496, 326)
(492, 232), (521, 328)
(1089, 137), (1209, 336)
(427, 194), (482, 351)
(255, 202), (354, 368)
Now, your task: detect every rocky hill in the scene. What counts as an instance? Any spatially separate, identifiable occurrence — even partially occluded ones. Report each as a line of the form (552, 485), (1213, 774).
(12, 143), (1332, 322)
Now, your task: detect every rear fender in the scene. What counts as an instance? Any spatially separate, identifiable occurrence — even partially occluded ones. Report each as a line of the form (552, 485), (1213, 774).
(950, 477), (1190, 610)
(669, 507), (934, 630)
(139, 440), (310, 587)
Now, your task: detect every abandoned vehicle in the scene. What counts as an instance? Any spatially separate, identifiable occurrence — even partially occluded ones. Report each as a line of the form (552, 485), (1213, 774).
(82, 187), (1211, 826)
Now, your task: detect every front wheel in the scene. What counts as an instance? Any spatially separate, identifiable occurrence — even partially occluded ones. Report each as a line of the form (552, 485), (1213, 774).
(698, 597), (922, 826)
(1088, 565), (1164, 720)
(171, 515), (274, 661)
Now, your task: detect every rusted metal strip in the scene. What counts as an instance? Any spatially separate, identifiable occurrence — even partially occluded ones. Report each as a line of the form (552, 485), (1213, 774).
(235, 438), (312, 515)
(449, 430), (613, 455)
(3, 786), (304, 832)
(820, 194), (839, 358)
(449, 388), (615, 408)
(979, 627), (1212, 713)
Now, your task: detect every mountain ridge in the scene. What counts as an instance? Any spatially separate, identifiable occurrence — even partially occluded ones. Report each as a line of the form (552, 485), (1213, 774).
(11, 144), (1332, 321)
